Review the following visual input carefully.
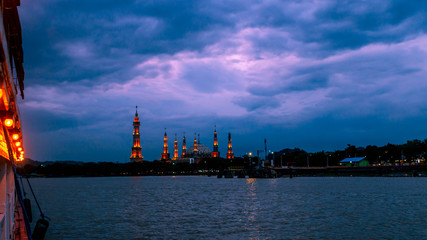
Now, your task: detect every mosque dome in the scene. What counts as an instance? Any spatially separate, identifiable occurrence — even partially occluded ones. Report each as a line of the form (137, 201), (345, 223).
(187, 144), (211, 155)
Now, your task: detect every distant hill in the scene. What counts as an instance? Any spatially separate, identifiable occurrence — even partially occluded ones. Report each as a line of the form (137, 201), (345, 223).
(42, 160), (86, 166)
(22, 158), (40, 166)
(22, 158), (88, 166)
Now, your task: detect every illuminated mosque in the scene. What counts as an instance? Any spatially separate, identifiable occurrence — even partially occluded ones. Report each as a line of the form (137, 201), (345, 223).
(160, 127), (234, 164)
(130, 106), (143, 162)
(129, 109), (234, 163)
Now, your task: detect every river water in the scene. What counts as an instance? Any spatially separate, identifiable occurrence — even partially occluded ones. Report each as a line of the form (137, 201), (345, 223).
(28, 176), (426, 239)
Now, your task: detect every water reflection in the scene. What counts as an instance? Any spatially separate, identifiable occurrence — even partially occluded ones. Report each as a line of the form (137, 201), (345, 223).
(244, 178), (261, 239)
(246, 178), (257, 197)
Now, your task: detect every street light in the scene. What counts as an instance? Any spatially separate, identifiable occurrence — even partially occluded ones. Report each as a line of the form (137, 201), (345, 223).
(269, 150), (274, 167)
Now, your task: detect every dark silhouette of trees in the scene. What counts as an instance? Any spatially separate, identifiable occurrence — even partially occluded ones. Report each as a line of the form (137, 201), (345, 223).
(17, 138), (427, 177)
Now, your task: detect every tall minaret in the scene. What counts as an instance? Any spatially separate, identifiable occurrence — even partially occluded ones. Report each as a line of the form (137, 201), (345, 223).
(227, 132), (234, 159)
(130, 106), (143, 162)
(181, 133), (186, 158)
(173, 134), (178, 160)
(161, 128), (170, 160)
(193, 132), (198, 155)
(212, 125), (219, 158)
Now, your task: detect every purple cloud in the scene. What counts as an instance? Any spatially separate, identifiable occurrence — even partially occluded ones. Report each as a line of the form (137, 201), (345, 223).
(18, 0), (427, 161)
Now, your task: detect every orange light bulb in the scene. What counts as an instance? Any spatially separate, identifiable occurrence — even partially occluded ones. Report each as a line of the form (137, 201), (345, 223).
(4, 119), (13, 127)
(18, 147), (22, 151)
(15, 142), (21, 147)
(12, 134), (19, 140)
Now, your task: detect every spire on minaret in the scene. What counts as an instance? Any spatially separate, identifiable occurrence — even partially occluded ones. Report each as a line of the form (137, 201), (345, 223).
(161, 128), (170, 161)
(198, 134), (200, 144)
(130, 106), (143, 162)
(173, 133), (178, 160)
(181, 132), (187, 158)
(227, 132), (234, 159)
(212, 125), (220, 158)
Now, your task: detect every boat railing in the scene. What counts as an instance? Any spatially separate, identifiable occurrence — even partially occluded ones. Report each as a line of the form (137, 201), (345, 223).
(0, 159), (17, 240)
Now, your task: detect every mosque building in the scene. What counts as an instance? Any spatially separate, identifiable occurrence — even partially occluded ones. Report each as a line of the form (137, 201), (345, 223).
(185, 133), (212, 160)
(168, 127), (229, 163)
(129, 111), (236, 163)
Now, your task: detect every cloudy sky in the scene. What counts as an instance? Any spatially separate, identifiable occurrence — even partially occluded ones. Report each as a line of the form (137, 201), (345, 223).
(19, 0), (427, 162)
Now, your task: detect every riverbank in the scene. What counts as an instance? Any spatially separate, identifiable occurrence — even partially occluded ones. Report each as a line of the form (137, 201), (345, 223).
(21, 164), (427, 178)
(274, 165), (427, 177)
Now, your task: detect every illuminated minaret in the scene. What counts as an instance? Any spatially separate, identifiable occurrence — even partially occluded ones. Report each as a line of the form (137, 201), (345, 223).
(211, 125), (219, 158)
(130, 106), (143, 162)
(173, 134), (178, 160)
(227, 132), (234, 159)
(161, 128), (170, 160)
(181, 133), (187, 158)
(193, 133), (198, 155)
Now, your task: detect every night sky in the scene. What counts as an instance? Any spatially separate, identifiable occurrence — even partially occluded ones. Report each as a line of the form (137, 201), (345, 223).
(19, 0), (427, 162)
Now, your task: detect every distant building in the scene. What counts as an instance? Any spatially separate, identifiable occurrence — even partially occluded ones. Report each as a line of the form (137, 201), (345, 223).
(130, 106), (143, 162)
(162, 129), (234, 163)
(267, 148), (303, 167)
(188, 144), (211, 159)
(340, 157), (369, 167)
(182, 133), (212, 162)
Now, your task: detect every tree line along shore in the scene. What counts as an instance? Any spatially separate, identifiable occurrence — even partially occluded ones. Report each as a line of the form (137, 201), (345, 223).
(17, 139), (427, 177)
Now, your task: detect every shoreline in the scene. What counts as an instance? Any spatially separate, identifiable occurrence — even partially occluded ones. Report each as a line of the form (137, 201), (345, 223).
(21, 164), (427, 178)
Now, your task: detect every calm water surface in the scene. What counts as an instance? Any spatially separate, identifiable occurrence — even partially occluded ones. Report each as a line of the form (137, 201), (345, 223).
(28, 176), (426, 239)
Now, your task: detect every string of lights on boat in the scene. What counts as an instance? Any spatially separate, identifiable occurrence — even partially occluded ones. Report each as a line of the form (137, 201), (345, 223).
(1, 101), (24, 162)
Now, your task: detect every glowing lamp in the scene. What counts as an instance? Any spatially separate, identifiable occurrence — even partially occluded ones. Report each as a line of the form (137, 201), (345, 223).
(4, 118), (13, 127)
(12, 134), (19, 140)
(15, 141), (21, 147)
(18, 147), (23, 151)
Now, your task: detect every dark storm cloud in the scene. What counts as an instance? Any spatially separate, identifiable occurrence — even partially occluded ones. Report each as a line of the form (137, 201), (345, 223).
(18, 0), (427, 161)
(22, 0), (238, 85)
